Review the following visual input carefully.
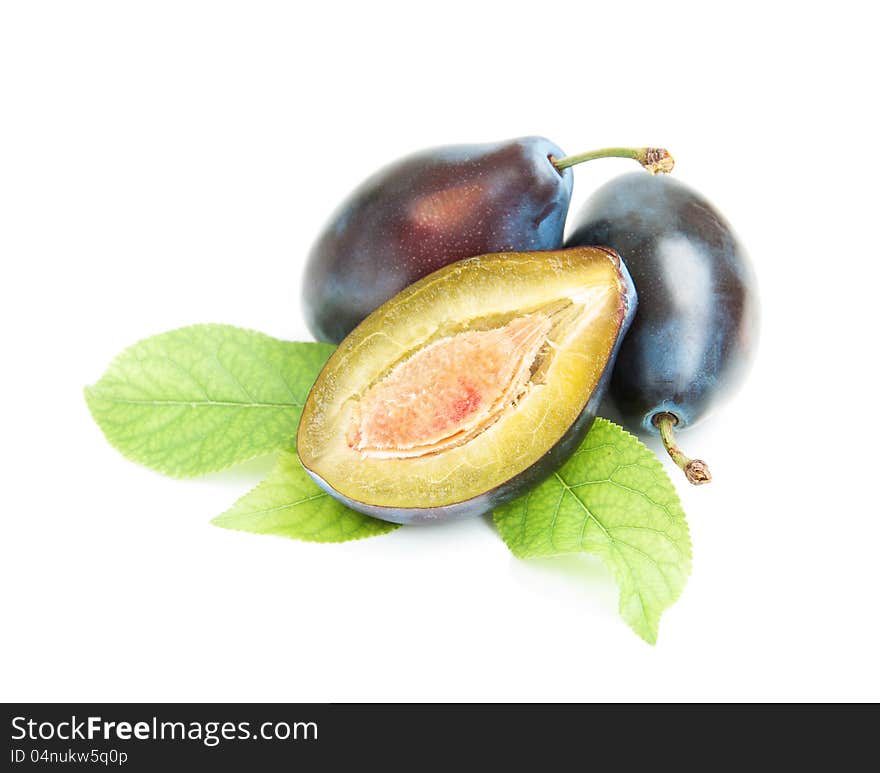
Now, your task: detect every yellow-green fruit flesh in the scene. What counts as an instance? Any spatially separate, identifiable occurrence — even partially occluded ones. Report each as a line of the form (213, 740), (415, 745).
(297, 247), (636, 523)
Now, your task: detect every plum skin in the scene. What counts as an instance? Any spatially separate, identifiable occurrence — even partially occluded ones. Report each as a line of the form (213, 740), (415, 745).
(565, 172), (759, 435)
(301, 248), (637, 525)
(302, 137), (573, 343)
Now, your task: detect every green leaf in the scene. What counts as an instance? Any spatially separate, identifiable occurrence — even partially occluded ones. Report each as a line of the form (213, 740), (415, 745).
(212, 451), (399, 542)
(85, 324), (335, 477)
(493, 418), (691, 644)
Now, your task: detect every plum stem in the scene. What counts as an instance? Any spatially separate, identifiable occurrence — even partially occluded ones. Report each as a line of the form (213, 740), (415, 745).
(653, 412), (712, 485)
(552, 147), (675, 175)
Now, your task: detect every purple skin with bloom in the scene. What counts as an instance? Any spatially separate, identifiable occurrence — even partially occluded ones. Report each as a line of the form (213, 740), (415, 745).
(566, 172), (759, 484)
(302, 137), (573, 344)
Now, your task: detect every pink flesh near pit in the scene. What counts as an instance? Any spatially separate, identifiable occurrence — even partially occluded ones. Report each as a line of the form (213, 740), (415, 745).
(347, 315), (551, 458)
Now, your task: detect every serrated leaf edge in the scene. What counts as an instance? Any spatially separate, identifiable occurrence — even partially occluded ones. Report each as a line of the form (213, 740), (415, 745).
(84, 324), (332, 478)
(210, 453), (400, 544)
(494, 417), (693, 645)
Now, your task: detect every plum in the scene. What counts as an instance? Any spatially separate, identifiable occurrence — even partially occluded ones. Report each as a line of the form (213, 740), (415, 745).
(297, 247), (637, 524)
(302, 138), (670, 343)
(565, 173), (759, 484)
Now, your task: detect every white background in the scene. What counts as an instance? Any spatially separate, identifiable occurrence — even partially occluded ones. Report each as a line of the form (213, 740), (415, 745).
(2, 1), (878, 702)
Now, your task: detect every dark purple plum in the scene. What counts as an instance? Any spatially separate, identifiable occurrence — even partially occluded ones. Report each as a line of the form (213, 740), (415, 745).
(302, 138), (669, 343)
(297, 247), (636, 524)
(565, 172), (758, 484)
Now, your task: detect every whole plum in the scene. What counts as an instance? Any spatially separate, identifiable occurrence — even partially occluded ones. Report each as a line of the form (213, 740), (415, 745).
(566, 172), (758, 484)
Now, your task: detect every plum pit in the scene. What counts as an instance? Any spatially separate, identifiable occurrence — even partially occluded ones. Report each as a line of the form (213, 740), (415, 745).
(346, 314), (552, 459)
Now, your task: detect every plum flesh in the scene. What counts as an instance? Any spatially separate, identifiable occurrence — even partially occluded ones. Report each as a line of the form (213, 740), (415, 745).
(297, 247), (637, 524)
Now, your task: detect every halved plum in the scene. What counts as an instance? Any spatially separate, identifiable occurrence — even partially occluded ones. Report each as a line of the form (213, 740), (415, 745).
(297, 247), (637, 524)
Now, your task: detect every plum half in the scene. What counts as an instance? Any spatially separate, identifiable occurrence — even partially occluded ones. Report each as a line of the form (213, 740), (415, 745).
(297, 247), (637, 524)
